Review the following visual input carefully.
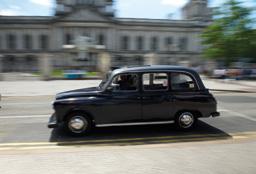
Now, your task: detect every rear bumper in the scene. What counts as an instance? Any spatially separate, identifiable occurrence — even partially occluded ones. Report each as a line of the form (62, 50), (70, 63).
(48, 113), (59, 128)
(211, 112), (220, 117)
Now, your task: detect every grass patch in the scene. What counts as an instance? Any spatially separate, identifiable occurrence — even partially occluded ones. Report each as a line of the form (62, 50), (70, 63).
(32, 70), (99, 77)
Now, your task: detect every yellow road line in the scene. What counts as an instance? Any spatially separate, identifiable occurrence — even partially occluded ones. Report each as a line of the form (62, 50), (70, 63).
(0, 134), (229, 147)
(0, 137), (229, 151)
(0, 131), (255, 150)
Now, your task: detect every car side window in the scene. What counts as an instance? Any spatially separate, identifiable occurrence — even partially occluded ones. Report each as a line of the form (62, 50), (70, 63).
(110, 74), (138, 92)
(171, 73), (197, 91)
(143, 73), (168, 91)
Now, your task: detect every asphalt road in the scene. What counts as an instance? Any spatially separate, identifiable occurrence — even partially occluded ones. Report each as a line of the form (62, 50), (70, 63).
(0, 92), (256, 174)
(0, 92), (255, 145)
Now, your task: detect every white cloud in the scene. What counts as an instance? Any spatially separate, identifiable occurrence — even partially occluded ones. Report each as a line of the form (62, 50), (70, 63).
(0, 4), (24, 16)
(29, 0), (53, 7)
(0, 9), (19, 16)
(161, 0), (188, 8)
(9, 5), (21, 10)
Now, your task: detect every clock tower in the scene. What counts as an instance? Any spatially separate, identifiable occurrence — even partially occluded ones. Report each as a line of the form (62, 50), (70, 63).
(55, 0), (115, 17)
(182, 0), (212, 21)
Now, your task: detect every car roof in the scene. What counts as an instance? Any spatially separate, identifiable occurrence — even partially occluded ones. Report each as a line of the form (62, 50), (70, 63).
(112, 65), (197, 74)
(104, 65), (206, 90)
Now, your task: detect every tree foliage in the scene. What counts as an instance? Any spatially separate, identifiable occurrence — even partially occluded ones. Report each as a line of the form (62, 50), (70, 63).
(202, 0), (256, 65)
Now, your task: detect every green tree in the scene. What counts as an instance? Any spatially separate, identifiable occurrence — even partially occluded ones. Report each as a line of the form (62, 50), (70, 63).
(202, 0), (256, 65)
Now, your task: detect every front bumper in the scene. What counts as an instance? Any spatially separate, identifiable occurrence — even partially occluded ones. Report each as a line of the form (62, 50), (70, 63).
(211, 112), (220, 117)
(48, 113), (59, 128)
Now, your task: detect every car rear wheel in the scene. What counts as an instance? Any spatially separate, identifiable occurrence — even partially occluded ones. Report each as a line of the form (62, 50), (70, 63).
(175, 112), (196, 130)
(65, 113), (92, 136)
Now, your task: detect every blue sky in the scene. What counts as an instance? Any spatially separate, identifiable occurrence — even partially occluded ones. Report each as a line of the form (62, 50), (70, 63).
(0, 0), (255, 19)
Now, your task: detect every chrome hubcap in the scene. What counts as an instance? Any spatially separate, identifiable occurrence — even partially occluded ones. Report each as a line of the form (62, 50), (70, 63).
(179, 113), (194, 128)
(68, 116), (88, 133)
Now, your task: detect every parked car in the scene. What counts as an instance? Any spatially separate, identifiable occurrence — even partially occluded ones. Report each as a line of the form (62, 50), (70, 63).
(48, 65), (220, 136)
(213, 69), (227, 79)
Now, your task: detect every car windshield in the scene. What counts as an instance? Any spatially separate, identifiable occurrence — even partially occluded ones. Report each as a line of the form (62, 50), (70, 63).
(98, 71), (112, 90)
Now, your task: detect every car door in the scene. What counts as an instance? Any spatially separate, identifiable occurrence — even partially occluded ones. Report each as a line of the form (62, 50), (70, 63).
(141, 72), (173, 121)
(170, 72), (202, 115)
(99, 73), (142, 124)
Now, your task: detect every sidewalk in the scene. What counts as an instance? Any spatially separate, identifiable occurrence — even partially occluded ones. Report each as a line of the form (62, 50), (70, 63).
(0, 140), (255, 174)
(203, 78), (256, 93)
(0, 78), (256, 97)
(0, 80), (101, 97)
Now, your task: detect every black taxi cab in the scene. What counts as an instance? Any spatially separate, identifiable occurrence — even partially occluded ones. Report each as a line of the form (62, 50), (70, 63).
(48, 65), (220, 135)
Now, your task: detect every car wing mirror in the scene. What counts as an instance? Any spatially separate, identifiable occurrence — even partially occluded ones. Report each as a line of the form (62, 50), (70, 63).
(106, 86), (114, 92)
(106, 84), (120, 92)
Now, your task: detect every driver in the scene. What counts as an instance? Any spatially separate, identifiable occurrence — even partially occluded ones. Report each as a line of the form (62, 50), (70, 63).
(117, 75), (131, 90)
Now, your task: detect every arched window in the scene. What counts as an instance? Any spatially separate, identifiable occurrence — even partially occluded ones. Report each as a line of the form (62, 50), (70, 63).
(6, 34), (16, 50)
(136, 36), (144, 51)
(98, 34), (105, 45)
(150, 36), (158, 51)
(179, 37), (188, 51)
(65, 33), (72, 45)
(23, 34), (33, 50)
(39, 35), (49, 50)
(121, 36), (130, 50)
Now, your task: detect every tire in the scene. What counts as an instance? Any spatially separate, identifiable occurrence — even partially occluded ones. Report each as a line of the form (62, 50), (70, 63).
(65, 112), (93, 136)
(175, 112), (197, 130)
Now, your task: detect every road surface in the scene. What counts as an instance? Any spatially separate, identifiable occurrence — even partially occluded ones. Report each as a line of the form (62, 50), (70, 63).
(0, 91), (255, 174)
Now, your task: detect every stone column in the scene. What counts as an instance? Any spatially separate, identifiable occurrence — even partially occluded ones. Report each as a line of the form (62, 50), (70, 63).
(97, 52), (111, 75)
(144, 53), (158, 65)
(40, 53), (52, 80)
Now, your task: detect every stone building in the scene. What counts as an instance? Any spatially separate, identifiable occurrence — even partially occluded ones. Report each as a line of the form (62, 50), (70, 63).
(0, 0), (211, 72)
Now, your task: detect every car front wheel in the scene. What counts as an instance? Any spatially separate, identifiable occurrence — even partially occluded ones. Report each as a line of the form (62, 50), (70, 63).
(65, 113), (92, 136)
(175, 112), (196, 130)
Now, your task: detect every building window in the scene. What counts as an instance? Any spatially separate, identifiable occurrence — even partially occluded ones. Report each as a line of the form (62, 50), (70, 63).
(77, 0), (94, 5)
(121, 36), (130, 50)
(39, 35), (49, 50)
(136, 36), (144, 51)
(179, 37), (188, 51)
(65, 33), (72, 45)
(23, 34), (33, 50)
(165, 37), (173, 51)
(150, 36), (158, 51)
(98, 34), (105, 45)
(165, 37), (173, 46)
(6, 34), (16, 50)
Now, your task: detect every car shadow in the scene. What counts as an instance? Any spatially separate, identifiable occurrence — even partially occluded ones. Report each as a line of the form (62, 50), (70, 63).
(49, 120), (231, 146)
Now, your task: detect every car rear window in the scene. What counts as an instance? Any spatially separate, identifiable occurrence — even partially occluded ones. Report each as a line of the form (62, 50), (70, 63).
(170, 73), (197, 91)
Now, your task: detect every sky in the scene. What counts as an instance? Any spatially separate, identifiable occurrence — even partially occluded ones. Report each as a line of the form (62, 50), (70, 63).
(0, 0), (255, 19)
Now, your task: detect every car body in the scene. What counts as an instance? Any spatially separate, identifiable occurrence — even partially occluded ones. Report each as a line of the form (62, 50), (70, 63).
(48, 65), (220, 135)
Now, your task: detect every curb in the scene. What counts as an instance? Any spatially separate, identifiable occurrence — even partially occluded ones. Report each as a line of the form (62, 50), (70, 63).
(210, 79), (256, 88)
(209, 89), (256, 93)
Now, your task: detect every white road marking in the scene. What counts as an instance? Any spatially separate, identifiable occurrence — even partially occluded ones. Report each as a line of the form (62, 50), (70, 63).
(219, 108), (256, 122)
(0, 115), (49, 119)
(3, 102), (50, 106)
